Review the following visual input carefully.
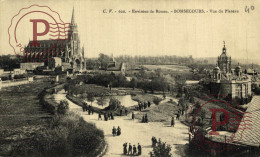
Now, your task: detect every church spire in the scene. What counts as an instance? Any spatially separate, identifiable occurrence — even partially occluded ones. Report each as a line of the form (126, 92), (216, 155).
(71, 7), (75, 25)
(82, 45), (85, 58)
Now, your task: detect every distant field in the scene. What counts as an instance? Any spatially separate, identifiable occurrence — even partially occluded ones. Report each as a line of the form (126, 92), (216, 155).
(143, 64), (191, 72)
(142, 64), (203, 80)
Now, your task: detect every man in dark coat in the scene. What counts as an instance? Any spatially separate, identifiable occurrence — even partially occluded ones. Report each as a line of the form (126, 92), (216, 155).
(132, 112), (135, 120)
(128, 143), (132, 155)
(171, 116), (175, 127)
(117, 126), (121, 136)
(145, 114), (148, 123)
(148, 101), (151, 107)
(123, 143), (128, 155)
(98, 112), (102, 120)
(111, 112), (114, 120)
(120, 109), (123, 116)
(112, 126), (116, 136)
(133, 145), (137, 155)
(125, 109), (128, 116)
(138, 143), (142, 155)
(142, 115), (145, 123)
(88, 108), (91, 115)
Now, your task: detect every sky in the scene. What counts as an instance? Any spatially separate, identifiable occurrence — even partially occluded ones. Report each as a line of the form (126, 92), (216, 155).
(0, 0), (259, 60)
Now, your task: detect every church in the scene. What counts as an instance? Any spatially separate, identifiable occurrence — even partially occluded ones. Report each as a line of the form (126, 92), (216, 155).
(20, 8), (86, 72)
(208, 42), (252, 100)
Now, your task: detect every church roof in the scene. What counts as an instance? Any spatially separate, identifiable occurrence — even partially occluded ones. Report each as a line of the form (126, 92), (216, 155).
(26, 40), (69, 48)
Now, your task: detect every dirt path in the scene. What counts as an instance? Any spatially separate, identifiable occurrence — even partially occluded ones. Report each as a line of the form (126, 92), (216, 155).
(55, 90), (189, 157)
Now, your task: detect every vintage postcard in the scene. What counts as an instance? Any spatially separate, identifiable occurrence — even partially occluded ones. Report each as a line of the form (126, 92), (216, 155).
(0, 0), (259, 156)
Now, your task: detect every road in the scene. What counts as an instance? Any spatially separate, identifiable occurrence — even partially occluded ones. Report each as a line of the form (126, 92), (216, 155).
(54, 90), (189, 157)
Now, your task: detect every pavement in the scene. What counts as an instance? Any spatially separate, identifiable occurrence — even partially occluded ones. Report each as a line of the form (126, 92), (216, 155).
(54, 90), (189, 157)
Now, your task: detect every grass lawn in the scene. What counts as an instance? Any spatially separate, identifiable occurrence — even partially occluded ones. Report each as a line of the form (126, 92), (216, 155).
(0, 81), (53, 155)
(0, 81), (105, 157)
(134, 101), (179, 122)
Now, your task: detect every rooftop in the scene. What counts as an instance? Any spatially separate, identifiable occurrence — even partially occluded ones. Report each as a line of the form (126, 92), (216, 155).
(233, 96), (260, 147)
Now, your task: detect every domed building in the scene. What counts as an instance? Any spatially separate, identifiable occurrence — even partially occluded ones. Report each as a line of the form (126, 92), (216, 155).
(209, 42), (252, 100)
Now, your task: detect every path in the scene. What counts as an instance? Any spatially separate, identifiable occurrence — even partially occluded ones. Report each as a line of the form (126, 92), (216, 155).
(55, 90), (189, 157)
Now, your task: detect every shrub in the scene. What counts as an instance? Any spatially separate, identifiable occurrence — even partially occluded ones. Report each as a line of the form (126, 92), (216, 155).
(108, 97), (121, 110)
(57, 100), (69, 115)
(151, 139), (172, 157)
(153, 97), (162, 105)
(96, 96), (107, 107)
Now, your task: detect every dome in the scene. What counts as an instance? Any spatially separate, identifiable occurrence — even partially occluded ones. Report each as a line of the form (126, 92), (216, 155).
(235, 65), (241, 70)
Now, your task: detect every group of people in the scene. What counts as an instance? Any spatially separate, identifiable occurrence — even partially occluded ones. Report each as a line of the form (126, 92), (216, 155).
(151, 137), (158, 147)
(98, 112), (114, 121)
(123, 143), (142, 156)
(137, 101), (151, 111)
(82, 102), (94, 115)
(120, 109), (128, 116)
(141, 113), (148, 123)
(112, 126), (121, 136)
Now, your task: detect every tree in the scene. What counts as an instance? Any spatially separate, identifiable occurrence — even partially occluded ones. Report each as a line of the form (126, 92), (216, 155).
(108, 97), (121, 110)
(130, 78), (137, 90)
(87, 93), (95, 105)
(96, 96), (107, 107)
(98, 53), (110, 70)
(175, 75), (186, 97)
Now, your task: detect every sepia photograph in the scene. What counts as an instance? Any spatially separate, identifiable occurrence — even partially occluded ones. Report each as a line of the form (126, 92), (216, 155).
(0, 0), (260, 156)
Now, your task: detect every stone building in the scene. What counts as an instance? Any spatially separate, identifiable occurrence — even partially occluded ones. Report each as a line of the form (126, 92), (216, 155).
(21, 8), (86, 72)
(105, 55), (126, 76)
(209, 42), (252, 99)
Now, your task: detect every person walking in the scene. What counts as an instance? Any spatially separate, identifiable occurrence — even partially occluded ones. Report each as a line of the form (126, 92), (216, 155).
(82, 104), (86, 112)
(152, 137), (157, 147)
(125, 109), (128, 116)
(148, 101), (151, 107)
(132, 112), (135, 120)
(145, 114), (148, 123)
(133, 145), (137, 155)
(98, 112), (102, 120)
(111, 112), (114, 120)
(120, 109), (123, 116)
(171, 116), (175, 127)
(112, 126), (116, 136)
(123, 143), (128, 155)
(108, 112), (111, 120)
(88, 108), (91, 115)
(128, 143), (132, 155)
(117, 126), (121, 136)
(138, 143), (142, 155)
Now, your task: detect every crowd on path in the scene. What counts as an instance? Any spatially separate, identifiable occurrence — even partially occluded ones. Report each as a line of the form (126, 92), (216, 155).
(82, 102), (94, 115)
(123, 142), (142, 156)
(136, 101), (151, 111)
